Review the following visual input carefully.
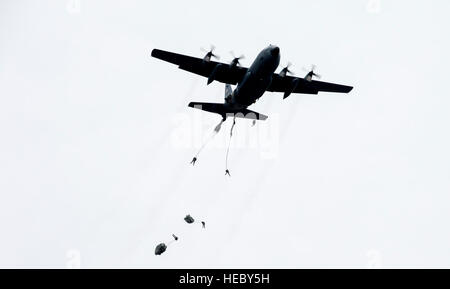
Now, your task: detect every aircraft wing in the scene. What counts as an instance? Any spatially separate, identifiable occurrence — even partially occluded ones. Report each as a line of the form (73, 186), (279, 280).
(151, 49), (247, 85)
(267, 74), (353, 97)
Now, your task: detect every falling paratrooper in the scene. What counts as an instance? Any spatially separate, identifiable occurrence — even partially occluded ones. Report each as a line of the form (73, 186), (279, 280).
(154, 234), (179, 255)
(184, 214), (206, 229)
(155, 215), (206, 256)
(190, 118), (224, 167)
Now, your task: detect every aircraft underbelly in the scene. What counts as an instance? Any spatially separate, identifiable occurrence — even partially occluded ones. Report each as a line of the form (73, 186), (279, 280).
(235, 75), (271, 106)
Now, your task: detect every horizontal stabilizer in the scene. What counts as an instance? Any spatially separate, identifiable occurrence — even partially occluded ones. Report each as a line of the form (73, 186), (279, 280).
(188, 102), (268, 121)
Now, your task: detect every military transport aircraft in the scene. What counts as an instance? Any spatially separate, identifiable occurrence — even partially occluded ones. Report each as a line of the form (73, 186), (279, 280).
(151, 45), (353, 121)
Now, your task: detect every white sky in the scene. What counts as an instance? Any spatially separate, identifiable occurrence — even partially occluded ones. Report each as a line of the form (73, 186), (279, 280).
(1, 0), (450, 268)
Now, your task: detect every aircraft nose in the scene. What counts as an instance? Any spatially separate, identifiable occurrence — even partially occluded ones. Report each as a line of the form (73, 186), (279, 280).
(271, 46), (280, 57)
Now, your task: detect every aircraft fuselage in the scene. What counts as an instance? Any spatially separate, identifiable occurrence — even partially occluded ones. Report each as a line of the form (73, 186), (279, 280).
(232, 45), (280, 108)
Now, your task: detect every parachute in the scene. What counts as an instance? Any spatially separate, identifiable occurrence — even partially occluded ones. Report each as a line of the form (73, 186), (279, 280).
(154, 233), (179, 256)
(184, 214), (205, 229)
(190, 119), (224, 166)
(154, 243), (167, 255)
(184, 214), (195, 224)
(189, 84), (256, 176)
(154, 215), (205, 256)
(225, 116), (237, 176)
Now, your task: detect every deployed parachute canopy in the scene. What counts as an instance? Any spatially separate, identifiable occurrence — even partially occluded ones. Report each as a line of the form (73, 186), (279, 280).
(154, 216), (206, 256)
(184, 214), (195, 224)
(184, 214), (206, 229)
(154, 243), (167, 255)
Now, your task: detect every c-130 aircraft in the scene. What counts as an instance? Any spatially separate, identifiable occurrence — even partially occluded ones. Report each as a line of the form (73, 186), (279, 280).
(151, 45), (353, 121)
(151, 45), (353, 175)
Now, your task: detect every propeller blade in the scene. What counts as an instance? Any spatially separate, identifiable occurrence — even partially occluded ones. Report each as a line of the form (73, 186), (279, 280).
(282, 62), (294, 75)
(229, 51), (244, 66)
(302, 64), (321, 80)
(201, 45), (219, 60)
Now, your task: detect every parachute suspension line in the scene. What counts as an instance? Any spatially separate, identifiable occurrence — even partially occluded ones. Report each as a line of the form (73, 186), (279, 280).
(225, 116), (237, 176)
(191, 118), (225, 165)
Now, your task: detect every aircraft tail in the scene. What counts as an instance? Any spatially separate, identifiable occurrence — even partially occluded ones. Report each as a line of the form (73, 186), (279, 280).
(188, 102), (268, 121)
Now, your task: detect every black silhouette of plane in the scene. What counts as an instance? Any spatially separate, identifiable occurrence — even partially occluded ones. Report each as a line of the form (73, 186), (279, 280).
(151, 45), (352, 121)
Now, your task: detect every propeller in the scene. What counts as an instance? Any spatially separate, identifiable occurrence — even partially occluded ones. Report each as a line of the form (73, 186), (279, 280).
(303, 64), (321, 81)
(229, 51), (245, 67)
(279, 62), (294, 77)
(201, 45), (220, 61)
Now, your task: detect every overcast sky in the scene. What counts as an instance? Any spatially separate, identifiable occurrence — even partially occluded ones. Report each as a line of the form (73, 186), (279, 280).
(1, 0), (450, 268)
